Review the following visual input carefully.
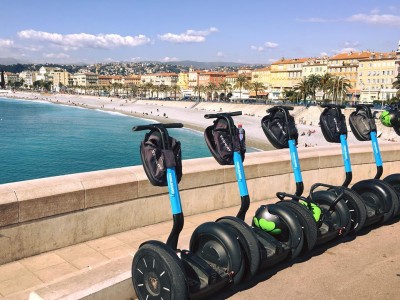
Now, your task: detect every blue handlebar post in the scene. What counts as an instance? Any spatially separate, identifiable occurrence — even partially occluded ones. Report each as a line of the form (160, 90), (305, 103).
(166, 167), (182, 215)
(233, 152), (249, 197)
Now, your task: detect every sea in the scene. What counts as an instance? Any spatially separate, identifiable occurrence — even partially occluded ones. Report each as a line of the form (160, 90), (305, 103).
(0, 97), (214, 184)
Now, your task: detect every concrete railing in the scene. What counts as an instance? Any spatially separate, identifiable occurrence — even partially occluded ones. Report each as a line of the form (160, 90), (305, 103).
(1, 142), (400, 265)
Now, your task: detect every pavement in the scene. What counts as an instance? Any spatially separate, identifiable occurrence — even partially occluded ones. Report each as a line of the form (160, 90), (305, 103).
(1, 196), (399, 299)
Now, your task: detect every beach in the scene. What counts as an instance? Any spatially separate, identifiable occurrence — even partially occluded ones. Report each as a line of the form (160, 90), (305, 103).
(5, 91), (400, 150)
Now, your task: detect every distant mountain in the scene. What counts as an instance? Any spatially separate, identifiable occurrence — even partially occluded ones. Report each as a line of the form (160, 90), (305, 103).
(170, 60), (250, 68)
(0, 57), (25, 65)
(138, 60), (253, 69)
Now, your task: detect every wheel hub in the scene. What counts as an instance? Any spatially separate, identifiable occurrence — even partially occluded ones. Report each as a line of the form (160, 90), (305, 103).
(145, 271), (161, 296)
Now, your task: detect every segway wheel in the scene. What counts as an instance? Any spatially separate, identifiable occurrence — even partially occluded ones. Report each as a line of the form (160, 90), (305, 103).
(254, 204), (304, 259)
(352, 180), (395, 223)
(383, 173), (400, 216)
(379, 180), (400, 219)
(132, 241), (188, 300)
(216, 216), (261, 280)
(189, 222), (243, 285)
(276, 200), (318, 252)
(340, 187), (367, 234)
(311, 190), (351, 236)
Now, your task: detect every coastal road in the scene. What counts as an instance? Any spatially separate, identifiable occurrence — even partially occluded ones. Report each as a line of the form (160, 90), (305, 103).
(215, 216), (400, 300)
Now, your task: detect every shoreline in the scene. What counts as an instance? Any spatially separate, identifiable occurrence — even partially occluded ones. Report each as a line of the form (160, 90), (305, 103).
(3, 91), (400, 151)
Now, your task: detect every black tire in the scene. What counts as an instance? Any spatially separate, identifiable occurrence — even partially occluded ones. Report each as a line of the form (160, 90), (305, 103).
(216, 216), (261, 280)
(189, 222), (243, 285)
(132, 241), (188, 300)
(383, 173), (400, 216)
(276, 200), (318, 252)
(352, 179), (395, 223)
(379, 180), (400, 219)
(311, 190), (351, 236)
(266, 204), (304, 259)
(340, 187), (367, 234)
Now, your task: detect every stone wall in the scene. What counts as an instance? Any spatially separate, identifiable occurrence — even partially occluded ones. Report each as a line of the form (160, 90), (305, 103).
(0, 143), (399, 265)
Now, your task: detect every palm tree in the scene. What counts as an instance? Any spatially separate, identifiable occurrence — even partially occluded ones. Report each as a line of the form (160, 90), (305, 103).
(193, 85), (203, 100)
(393, 75), (400, 97)
(170, 84), (181, 100)
(294, 78), (310, 102)
(319, 73), (333, 101)
(218, 81), (232, 102)
(329, 76), (351, 104)
(206, 82), (217, 101)
(234, 74), (249, 102)
(249, 81), (265, 100)
(307, 74), (321, 100)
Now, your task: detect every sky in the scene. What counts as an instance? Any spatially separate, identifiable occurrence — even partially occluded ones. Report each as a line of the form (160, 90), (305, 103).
(0, 0), (399, 65)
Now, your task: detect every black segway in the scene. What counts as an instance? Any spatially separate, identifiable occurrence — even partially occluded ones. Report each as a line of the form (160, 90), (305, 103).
(204, 111), (307, 270)
(261, 106), (351, 247)
(348, 104), (400, 224)
(379, 103), (400, 204)
(131, 123), (245, 300)
(318, 104), (368, 234)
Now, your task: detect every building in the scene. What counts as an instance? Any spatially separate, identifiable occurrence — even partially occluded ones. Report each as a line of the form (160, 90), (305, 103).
(124, 75), (141, 86)
(328, 51), (371, 91)
(357, 52), (397, 103)
(302, 57), (328, 77)
(251, 66), (271, 88)
(51, 69), (70, 91)
(188, 68), (200, 88)
(198, 71), (227, 87)
(19, 71), (34, 87)
(72, 73), (98, 87)
(270, 57), (307, 99)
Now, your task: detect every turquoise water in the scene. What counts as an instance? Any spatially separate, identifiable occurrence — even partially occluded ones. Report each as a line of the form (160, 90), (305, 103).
(0, 98), (212, 184)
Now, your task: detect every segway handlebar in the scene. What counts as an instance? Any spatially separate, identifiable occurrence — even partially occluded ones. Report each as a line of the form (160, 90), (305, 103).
(132, 123), (184, 132)
(204, 111), (242, 119)
(266, 105), (293, 113)
(320, 104), (346, 109)
(276, 191), (308, 202)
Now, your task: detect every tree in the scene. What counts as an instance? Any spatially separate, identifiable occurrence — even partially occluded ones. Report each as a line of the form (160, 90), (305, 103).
(170, 84), (181, 100)
(234, 74), (249, 102)
(329, 76), (351, 104)
(393, 75), (400, 97)
(307, 74), (321, 100)
(320, 73), (333, 100)
(218, 81), (232, 102)
(206, 82), (217, 101)
(193, 85), (204, 100)
(249, 81), (265, 100)
(294, 78), (310, 101)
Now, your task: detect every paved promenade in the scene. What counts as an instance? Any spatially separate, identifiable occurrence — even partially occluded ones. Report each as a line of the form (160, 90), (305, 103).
(1, 197), (399, 299)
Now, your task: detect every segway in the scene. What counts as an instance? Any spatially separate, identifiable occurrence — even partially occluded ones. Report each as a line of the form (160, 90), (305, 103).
(204, 111), (307, 270)
(318, 104), (368, 234)
(261, 106), (351, 247)
(348, 104), (400, 224)
(379, 103), (400, 204)
(131, 123), (245, 300)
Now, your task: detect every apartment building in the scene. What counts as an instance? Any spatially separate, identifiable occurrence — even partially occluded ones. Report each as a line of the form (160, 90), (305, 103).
(188, 68), (200, 88)
(302, 57), (328, 77)
(19, 71), (34, 86)
(177, 72), (188, 90)
(51, 69), (70, 89)
(4, 72), (19, 85)
(124, 75), (141, 86)
(357, 52), (397, 103)
(328, 51), (372, 91)
(251, 66), (271, 88)
(198, 71), (227, 87)
(270, 58), (307, 99)
(73, 73), (98, 87)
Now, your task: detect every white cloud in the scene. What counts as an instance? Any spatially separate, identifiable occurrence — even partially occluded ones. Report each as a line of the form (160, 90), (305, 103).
(0, 39), (14, 48)
(17, 29), (151, 50)
(370, 9), (380, 14)
(43, 53), (70, 58)
(332, 47), (359, 54)
(161, 56), (179, 62)
(130, 57), (142, 61)
(320, 52), (329, 57)
(216, 51), (224, 57)
(158, 27), (218, 43)
(268, 58), (277, 63)
(251, 41), (278, 52)
(344, 41), (360, 47)
(347, 13), (400, 26)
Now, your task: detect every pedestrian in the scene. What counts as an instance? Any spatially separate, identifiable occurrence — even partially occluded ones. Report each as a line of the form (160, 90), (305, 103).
(238, 123), (246, 151)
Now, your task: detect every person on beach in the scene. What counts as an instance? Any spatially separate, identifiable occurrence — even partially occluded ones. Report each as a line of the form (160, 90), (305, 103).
(238, 123), (246, 151)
